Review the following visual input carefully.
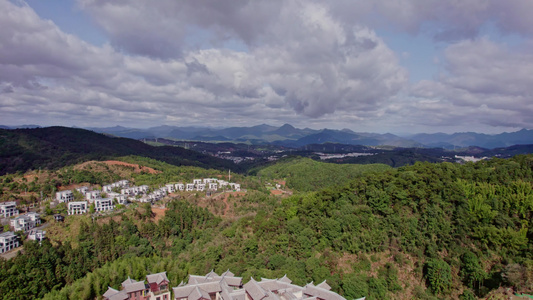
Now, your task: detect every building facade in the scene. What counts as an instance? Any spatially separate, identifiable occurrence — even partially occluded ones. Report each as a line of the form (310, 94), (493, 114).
(68, 201), (88, 215)
(0, 201), (19, 218)
(56, 190), (74, 203)
(0, 231), (19, 253)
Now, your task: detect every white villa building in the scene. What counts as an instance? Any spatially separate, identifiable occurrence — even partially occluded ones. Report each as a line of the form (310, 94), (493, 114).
(208, 183), (218, 191)
(0, 201), (19, 218)
(75, 186), (89, 195)
(229, 183), (241, 191)
(203, 178), (217, 184)
(86, 190), (101, 200)
(175, 183), (185, 191)
(108, 192), (127, 205)
(0, 231), (19, 253)
(10, 212), (41, 232)
(28, 229), (46, 242)
(56, 190), (74, 203)
(196, 184), (206, 191)
(121, 185), (149, 196)
(103, 180), (129, 192)
(165, 184), (176, 193)
(68, 201), (88, 215)
(94, 198), (114, 212)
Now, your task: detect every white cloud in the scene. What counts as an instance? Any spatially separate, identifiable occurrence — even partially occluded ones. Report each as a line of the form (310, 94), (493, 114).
(0, 0), (409, 129)
(1, 0), (532, 133)
(408, 38), (533, 129)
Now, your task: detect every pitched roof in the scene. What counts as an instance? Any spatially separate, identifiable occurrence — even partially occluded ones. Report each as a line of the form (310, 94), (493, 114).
(188, 286), (211, 300)
(121, 277), (137, 288)
(244, 278), (268, 300)
(279, 275), (292, 284)
(205, 270), (219, 279)
(103, 287), (120, 298)
(302, 284), (345, 300)
(123, 281), (147, 293)
(147, 271), (169, 285)
(170, 271), (348, 300)
(103, 287), (128, 300)
(316, 280), (331, 291)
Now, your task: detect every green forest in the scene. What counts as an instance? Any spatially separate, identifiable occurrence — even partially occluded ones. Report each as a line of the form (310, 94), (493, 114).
(0, 154), (532, 299)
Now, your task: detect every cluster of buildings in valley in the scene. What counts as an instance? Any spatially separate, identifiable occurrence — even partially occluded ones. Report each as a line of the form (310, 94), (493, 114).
(104, 270), (355, 300)
(315, 152), (376, 160)
(56, 178), (241, 216)
(0, 201), (45, 254)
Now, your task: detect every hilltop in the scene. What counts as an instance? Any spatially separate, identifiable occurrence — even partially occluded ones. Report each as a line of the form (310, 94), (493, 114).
(0, 127), (238, 175)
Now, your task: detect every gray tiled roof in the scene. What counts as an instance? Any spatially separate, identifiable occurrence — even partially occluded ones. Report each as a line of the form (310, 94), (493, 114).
(103, 287), (120, 298)
(171, 272), (347, 300)
(121, 277), (137, 288)
(123, 281), (147, 293)
(244, 278), (268, 300)
(302, 284), (345, 300)
(147, 271), (169, 285)
(188, 286), (211, 300)
(279, 275), (292, 284)
(316, 280), (331, 291)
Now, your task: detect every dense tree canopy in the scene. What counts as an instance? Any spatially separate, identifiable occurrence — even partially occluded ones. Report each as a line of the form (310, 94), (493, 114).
(0, 154), (531, 299)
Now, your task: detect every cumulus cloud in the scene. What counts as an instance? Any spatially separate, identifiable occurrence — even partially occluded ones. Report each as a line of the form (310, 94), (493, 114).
(0, 0), (409, 128)
(408, 38), (533, 129)
(1, 0), (532, 133)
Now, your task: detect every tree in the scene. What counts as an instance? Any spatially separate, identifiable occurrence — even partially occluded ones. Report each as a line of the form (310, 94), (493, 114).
(425, 259), (452, 295)
(461, 251), (486, 290)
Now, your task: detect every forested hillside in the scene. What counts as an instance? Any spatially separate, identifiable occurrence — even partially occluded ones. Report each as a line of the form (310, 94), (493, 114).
(255, 157), (391, 192)
(0, 127), (238, 175)
(0, 155), (532, 299)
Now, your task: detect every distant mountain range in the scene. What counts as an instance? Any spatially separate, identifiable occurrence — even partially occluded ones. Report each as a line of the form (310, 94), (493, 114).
(2, 124), (533, 149)
(0, 126), (237, 175)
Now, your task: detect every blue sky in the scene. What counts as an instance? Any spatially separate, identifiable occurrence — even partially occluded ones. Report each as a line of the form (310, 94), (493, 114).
(1, 0), (532, 134)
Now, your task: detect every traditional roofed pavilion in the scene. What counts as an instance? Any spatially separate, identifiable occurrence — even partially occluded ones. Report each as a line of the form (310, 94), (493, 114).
(103, 273), (170, 300)
(105, 271), (358, 300)
(173, 271), (353, 300)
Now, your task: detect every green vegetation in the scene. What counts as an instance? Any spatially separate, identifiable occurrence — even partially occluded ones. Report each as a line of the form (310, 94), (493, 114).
(0, 154), (532, 300)
(256, 157), (390, 191)
(0, 127), (238, 175)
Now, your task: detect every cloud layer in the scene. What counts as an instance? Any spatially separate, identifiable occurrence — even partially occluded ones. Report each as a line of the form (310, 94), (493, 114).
(0, 0), (532, 133)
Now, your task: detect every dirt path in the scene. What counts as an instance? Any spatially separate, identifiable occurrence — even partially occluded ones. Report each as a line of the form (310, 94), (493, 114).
(222, 193), (230, 215)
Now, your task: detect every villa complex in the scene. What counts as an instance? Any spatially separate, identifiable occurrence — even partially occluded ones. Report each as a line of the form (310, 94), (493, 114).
(55, 177), (241, 216)
(104, 271), (352, 300)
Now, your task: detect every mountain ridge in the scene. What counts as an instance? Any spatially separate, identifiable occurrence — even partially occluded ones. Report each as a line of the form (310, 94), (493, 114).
(2, 124), (533, 148)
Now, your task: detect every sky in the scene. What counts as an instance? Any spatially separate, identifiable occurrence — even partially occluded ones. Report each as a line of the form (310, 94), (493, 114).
(1, 0), (533, 134)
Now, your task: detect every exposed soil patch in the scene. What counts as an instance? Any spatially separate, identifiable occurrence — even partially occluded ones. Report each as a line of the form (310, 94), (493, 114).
(274, 179), (286, 186)
(270, 189), (283, 195)
(152, 207), (166, 223)
(76, 160), (160, 174)
(96, 215), (123, 225)
(192, 191), (246, 218)
(101, 160), (161, 174)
